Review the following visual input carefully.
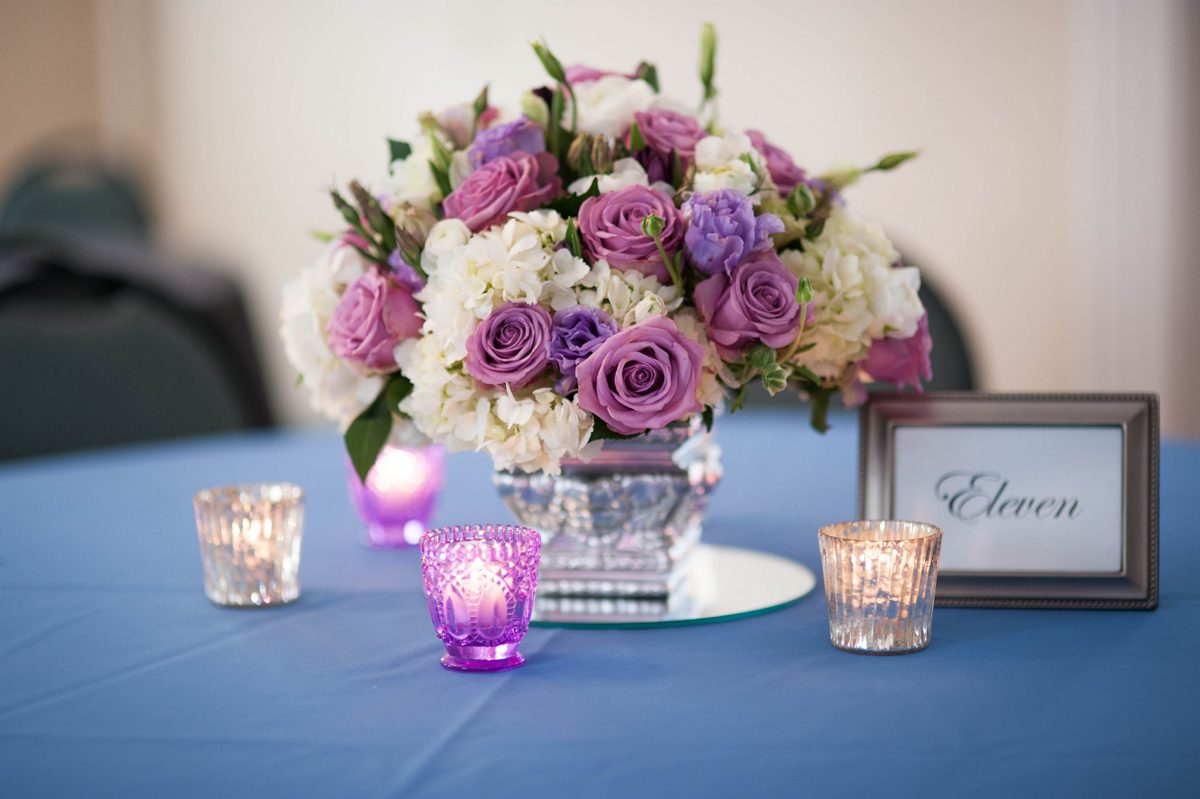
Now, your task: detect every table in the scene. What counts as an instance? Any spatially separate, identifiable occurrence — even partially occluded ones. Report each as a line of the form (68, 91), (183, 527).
(2, 412), (1197, 797)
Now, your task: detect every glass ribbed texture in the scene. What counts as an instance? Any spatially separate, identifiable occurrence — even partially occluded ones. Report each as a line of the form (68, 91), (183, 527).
(420, 525), (542, 672)
(193, 483), (304, 607)
(818, 520), (942, 654)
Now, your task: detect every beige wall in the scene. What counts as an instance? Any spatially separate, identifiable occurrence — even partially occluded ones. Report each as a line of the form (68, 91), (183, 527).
(6, 0), (1198, 435)
(0, 0), (101, 185)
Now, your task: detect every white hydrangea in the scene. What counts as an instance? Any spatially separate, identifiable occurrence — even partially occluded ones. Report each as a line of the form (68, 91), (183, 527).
(673, 309), (733, 408)
(567, 158), (673, 196)
(574, 259), (683, 328)
(416, 211), (589, 360)
(279, 243), (382, 425)
(568, 76), (656, 138)
(398, 328), (600, 475)
(693, 131), (764, 196)
(375, 133), (445, 212)
(779, 206), (924, 380)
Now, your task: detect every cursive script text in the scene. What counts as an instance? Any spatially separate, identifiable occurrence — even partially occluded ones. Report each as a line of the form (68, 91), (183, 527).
(934, 471), (1081, 523)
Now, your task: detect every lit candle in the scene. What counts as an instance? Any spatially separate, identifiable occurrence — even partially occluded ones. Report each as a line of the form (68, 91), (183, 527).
(346, 445), (445, 548)
(420, 525), (542, 672)
(194, 483), (304, 607)
(818, 520), (942, 654)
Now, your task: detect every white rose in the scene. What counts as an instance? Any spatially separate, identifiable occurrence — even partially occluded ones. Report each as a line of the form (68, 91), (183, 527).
(693, 132), (764, 196)
(568, 76), (656, 138)
(421, 218), (471, 276)
(376, 134), (445, 211)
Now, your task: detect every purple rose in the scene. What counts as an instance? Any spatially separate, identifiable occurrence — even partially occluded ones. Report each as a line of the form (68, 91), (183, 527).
(578, 185), (684, 282)
(468, 118), (546, 168)
(629, 109), (706, 183)
(683, 190), (784, 276)
(464, 302), (552, 389)
(862, 314), (932, 391)
(443, 152), (563, 233)
(693, 251), (802, 359)
(747, 129), (808, 195)
(327, 269), (422, 372)
(576, 316), (704, 436)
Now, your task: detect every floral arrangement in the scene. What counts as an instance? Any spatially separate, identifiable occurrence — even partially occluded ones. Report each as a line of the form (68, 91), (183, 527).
(281, 25), (931, 480)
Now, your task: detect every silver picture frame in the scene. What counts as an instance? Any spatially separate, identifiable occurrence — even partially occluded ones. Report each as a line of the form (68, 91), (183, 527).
(859, 393), (1159, 609)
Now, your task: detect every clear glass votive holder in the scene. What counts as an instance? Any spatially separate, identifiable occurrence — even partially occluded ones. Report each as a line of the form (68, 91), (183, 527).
(818, 520), (942, 654)
(420, 524), (542, 672)
(193, 483), (304, 607)
(346, 445), (445, 548)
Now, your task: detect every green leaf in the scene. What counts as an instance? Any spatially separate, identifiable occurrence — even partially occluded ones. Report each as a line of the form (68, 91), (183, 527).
(793, 365), (822, 385)
(699, 22), (717, 102)
(428, 160), (453, 198)
(546, 177), (599, 217)
(809, 389), (832, 434)
(388, 138), (412, 163)
(749, 344), (776, 371)
(796, 276), (813, 304)
(565, 218), (582, 257)
(344, 389), (393, 483)
(385, 373), (413, 417)
(349, 180), (396, 252)
(701, 405), (714, 433)
(531, 39), (568, 85)
(428, 132), (453, 171)
(310, 229), (335, 243)
(330, 189), (361, 228)
(636, 61), (660, 92)
(589, 418), (642, 442)
(873, 150), (919, 172)
(804, 218), (826, 241)
(629, 121), (646, 152)
(471, 84), (489, 137)
(548, 88), (565, 159)
(729, 383), (749, 414)
(787, 184), (816, 217)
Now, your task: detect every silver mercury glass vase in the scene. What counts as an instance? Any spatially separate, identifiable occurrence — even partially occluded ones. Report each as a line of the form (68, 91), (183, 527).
(492, 421), (722, 599)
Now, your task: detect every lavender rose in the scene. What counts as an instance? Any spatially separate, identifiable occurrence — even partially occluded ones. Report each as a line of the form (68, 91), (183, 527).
(684, 190), (784, 276)
(578, 185), (684, 282)
(468, 118), (546, 168)
(747, 129), (808, 195)
(327, 269), (422, 372)
(630, 109), (706, 183)
(862, 314), (933, 390)
(576, 316), (704, 435)
(443, 152), (562, 233)
(464, 302), (553, 389)
(693, 251), (802, 359)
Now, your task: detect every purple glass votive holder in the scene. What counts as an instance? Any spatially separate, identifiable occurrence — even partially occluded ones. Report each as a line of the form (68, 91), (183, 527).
(420, 525), (542, 672)
(346, 445), (444, 548)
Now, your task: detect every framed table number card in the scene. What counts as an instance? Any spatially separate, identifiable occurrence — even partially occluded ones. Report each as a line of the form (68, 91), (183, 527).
(859, 393), (1158, 609)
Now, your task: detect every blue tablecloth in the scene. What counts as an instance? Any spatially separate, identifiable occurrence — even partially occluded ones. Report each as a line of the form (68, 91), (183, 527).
(1, 412), (1197, 798)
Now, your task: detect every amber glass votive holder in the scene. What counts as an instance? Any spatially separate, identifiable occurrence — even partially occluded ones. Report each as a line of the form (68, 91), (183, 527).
(818, 520), (942, 654)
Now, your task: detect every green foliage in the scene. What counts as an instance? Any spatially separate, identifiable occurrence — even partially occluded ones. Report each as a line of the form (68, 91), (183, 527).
(699, 22), (717, 102)
(546, 177), (599, 217)
(787, 183), (815, 217)
(629, 121), (646, 152)
(471, 84), (489, 138)
(565, 218), (583, 257)
(636, 61), (660, 92)
(809, 389), (833, 433)
(387, 138), (412, 163)
(344, 375), (413, 483)
(590, 418), (642, 442)
(701, 405), (714, 432)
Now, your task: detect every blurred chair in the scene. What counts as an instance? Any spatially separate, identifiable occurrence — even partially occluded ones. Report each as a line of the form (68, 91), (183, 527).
(0, 161), (151, 241)
(0, 239), (274, 461)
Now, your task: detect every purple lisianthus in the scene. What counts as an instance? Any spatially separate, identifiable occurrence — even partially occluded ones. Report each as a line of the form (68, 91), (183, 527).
(576, 316), (704, 435)
(468, 118), (546, 168)
(862, 314), (932, 391)
(630, 109), (706, 183)
(683, 190), (784, 276)
(693, 251), (802, 360)
(443, 152), (562, 233)
(578, 185), (684, 282)
(747, 129), (808, 195)
(549, 307), (618, 392)
(564, 64), (633, 84)
(464, 302), (552, 389)
(327, 270), (422, 372)
(386, 250), (425, 293)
